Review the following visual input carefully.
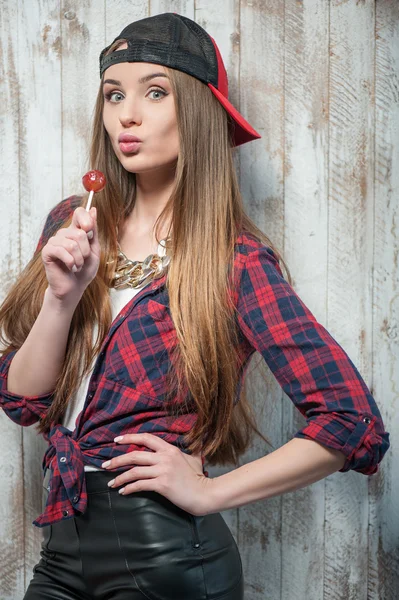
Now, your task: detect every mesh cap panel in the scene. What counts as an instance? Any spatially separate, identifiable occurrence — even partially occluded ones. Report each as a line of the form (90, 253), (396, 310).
(99, 13), (218, 86)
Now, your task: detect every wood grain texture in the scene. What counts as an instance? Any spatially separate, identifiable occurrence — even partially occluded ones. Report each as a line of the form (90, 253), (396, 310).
(0, 4), (25, 598)
(282, 1), (330, 599)
(0, 1), (397, 598)
(326, 1), (375, 599)
(369, 1), (399, 599)
(61, 0), (106, 196)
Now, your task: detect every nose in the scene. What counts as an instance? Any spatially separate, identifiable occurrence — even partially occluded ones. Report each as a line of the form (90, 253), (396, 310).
(118, 98), (142, 127)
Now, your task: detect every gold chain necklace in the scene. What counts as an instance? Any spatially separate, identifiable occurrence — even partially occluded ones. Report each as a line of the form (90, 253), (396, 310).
(108, 238), (171, 289)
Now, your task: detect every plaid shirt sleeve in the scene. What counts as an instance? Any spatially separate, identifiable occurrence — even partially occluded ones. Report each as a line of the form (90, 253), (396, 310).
(0, 195), (82, 426)
(0, 349), (55, 426)
(235, 242), (390, 475)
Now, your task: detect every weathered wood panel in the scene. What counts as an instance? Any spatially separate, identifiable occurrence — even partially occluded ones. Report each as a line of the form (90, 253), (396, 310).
(369, 2), (399, 600)
(61, 0), (106, 196)
(0, 3), (25, 599)
(0, 1), (397, 598)
(326, 2), (375, 598)
(282, 1), (330, 599)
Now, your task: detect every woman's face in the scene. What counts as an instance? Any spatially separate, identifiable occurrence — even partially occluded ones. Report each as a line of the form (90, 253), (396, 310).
(102, 51), (179, 174)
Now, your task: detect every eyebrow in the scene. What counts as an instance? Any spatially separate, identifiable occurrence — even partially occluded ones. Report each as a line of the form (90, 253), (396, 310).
(102, 73), (170, 87)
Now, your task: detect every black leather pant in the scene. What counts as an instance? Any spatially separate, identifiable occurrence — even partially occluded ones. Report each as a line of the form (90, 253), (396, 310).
(24, 469), (244, 599)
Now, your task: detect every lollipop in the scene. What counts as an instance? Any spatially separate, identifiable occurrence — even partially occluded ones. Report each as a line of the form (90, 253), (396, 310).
(82, 169), (106, 211)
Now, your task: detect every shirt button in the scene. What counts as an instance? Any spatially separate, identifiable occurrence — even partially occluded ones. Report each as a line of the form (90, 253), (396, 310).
(63, 510), (69, 517)
(363, 416), (371, 424)
(72, 495), (79, 503)
(60, 456), (67, 463)
(87, 393), (93, 400)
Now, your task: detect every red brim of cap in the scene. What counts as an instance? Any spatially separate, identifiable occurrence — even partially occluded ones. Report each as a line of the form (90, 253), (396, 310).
(208, 83), (261, 148)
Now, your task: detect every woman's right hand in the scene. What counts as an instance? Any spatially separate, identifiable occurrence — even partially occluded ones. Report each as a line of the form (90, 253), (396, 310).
(41, 206), (100, 302)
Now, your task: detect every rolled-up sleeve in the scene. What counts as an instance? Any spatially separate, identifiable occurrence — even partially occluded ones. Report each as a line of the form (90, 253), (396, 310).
(235, 243), (390, 475)
(0, 350), (54, 426)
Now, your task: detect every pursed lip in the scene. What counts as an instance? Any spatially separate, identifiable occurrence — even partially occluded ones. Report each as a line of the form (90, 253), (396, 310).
(118, 133), (142, 143)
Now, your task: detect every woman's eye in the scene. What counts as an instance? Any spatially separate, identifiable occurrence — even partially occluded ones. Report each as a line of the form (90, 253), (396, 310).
(104, 91), (124, 103)
(148, 89), (167, 100)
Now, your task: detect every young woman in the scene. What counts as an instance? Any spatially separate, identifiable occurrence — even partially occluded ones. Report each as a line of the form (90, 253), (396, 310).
(0, 12), (390, 600)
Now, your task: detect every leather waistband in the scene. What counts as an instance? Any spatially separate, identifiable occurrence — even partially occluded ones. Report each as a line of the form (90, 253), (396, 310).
(43, 466), (122, 494)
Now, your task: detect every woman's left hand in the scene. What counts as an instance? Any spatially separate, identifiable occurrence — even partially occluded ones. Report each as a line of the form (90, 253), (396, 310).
(102, 433), (215, 516)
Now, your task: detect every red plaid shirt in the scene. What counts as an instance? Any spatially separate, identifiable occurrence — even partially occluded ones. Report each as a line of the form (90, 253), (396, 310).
(0, 195), (390, 528)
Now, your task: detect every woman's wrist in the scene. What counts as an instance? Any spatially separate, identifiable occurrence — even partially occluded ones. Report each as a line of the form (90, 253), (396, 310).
(44, 286), (82, 315)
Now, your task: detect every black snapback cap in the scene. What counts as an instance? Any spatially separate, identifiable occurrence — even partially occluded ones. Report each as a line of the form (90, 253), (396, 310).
(99, 12), (261, 147)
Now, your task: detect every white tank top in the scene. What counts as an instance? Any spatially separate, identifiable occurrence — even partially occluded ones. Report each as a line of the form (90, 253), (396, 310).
(61, 241), (167, 471)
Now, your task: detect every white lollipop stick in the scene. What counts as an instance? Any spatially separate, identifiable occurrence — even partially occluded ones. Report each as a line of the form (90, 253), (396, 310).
(85, 190), (94, 212)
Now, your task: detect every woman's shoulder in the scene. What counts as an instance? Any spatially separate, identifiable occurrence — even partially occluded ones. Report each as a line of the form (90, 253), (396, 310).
(35, 194), (84, 254)
(47, 194), (84, 222)
(234, 230), (279, 263)
(232, 231), (286, 301)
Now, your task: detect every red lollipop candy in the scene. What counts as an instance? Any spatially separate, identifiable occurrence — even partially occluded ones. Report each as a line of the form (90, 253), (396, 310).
(82, 169), (106, 211)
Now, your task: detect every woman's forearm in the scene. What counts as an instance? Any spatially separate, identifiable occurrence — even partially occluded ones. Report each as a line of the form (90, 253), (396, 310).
(206, 438), (346, 514)
(6, 287), (81, 396)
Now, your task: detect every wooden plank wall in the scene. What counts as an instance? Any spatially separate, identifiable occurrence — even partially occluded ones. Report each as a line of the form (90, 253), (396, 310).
(0, 1), (397, 598)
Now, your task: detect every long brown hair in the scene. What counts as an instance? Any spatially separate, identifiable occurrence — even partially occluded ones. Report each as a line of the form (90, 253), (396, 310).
(0, 39), (292, 467)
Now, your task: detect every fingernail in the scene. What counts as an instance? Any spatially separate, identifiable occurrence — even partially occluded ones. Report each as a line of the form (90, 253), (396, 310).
(87, 230), (94, 239)
(118, 488), (125, 494)
(107, 479), (115, 487)
(102, 460), (111, 468)
(114, 436), (123, 442)
(72, 265), (78, 273)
